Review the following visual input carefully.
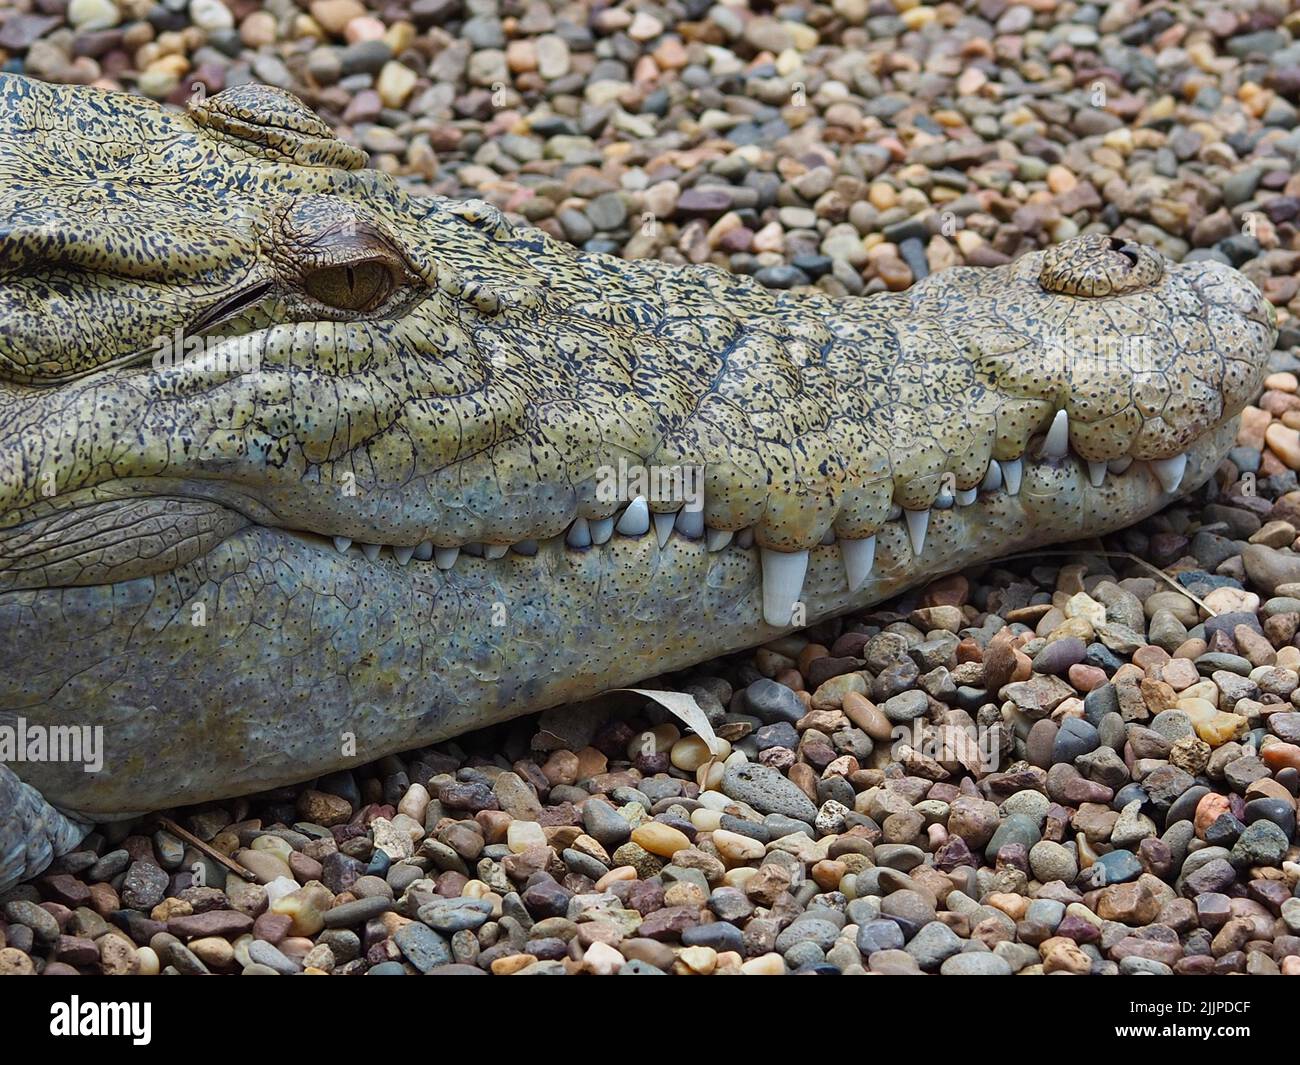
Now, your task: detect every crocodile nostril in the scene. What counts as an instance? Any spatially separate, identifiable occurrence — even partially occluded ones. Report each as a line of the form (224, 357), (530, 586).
(1108, 237), (1140, 269)
(1038, 234), (1164, 296)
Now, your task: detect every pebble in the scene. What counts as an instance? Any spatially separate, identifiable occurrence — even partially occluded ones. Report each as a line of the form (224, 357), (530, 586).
(721, 762), (818, 822)
(418, 898), (493, 934)
(1052, 718), (1100, 763)
(941, 953), (1013, 975)
(985, 814), (1040, 861)
(630, 822), (690, 858)
(120, 862), (169, 910)
(1095, 849), (1144, 884)
(247, 939), (301, 975)
(905, 921), (965, 972)
(745, 678), (806, 724)
(321, 896), (392, 928)
(67, 0), (120, 32)
(4, 900), (59, 943)
(393, 923), (452, 972)
(582, 798), (633, 848)
(882, 689), (929, 723)
(1029, 841), (1078, 884)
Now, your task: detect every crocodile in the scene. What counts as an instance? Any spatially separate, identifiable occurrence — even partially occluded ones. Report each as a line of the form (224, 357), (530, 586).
(0, 73), (1277, 890)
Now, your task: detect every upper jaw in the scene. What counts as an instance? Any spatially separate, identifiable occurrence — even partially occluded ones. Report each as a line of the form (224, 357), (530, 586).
(0, 413), (1240, 608)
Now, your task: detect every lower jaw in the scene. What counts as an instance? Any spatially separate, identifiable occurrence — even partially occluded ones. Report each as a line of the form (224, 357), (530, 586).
(0, 422), (1233, 819)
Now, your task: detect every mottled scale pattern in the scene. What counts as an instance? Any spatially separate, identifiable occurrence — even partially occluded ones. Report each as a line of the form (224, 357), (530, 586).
(0, 76), (1277, 886)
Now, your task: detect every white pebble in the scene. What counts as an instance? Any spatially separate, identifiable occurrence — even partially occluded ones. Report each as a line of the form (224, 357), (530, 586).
(507, 820), (547, 853)
(263, 876), (299, 906)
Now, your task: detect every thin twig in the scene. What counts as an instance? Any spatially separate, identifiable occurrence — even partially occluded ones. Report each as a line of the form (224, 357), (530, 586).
(156, 815), (261, 882)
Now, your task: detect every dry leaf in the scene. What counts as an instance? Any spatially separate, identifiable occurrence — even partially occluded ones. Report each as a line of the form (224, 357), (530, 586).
(607, 687), (725, 757)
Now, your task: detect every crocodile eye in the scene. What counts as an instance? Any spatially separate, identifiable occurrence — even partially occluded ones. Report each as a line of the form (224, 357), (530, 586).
(301, 260), (395, 312)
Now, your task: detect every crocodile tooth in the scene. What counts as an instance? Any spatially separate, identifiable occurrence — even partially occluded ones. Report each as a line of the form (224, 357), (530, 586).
(414, 541), (433, 561)
(904, 508), (930, 555)
(483, 544), (509, 560)
(887, 503), (903, 521)
(589, 517), (614, 545)
(840, 535), (876, 592)
(616, 497), (650, 536)
(1043, 409), (1070, 458)
(979, 462), (1002, 493)
(392, 545), (414, 565)
(434, 547), (459, 570)
(511, 539), (538, 556)
(675, 506), (704, 539)
(332, 536), (352, 554)
(566, 518), (592, 549)
(653, 511), (676, 548)
(735, 528), (754, 549)
(934, 485), (954, 509)
(760, 548), (809, 627)
(706, 528), (733, 552)
(1001, 458), (1023, 496)
(1087, 460), (1107, 487)
(1151, 453), (1188, 494)
(955, 487), (978, 506)
(462, 542), (484, 557)
(1108, 456), (1133, 474)
(360, 543), (381, 562)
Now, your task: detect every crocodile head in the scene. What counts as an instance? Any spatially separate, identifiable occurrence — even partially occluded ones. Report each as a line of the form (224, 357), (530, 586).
(0, 75), (1276, 821)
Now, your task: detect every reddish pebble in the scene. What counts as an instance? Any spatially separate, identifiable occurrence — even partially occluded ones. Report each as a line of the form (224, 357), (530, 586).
(796, 643), (829, 675)
(774, 668), (805, 692)
(1194, 792), (1232, 840)
(1067, 663), (1107, 692)
(921, 574), (969, 607)
(1261, 742), (1300, 772)
(253, 913), (293, 944)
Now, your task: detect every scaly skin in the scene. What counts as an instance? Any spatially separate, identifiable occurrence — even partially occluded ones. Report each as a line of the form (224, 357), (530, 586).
(0, 75), (1277, 888)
